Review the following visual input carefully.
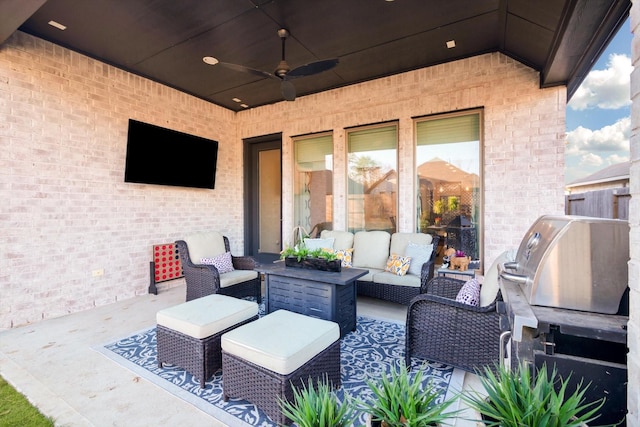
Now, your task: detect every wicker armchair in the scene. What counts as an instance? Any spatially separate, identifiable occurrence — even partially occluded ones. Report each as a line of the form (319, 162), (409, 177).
(405, 275), (504, 374)
(175, 235), (261, 303)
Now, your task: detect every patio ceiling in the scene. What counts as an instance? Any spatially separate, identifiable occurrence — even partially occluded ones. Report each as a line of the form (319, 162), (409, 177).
(1, 0), (630, 112)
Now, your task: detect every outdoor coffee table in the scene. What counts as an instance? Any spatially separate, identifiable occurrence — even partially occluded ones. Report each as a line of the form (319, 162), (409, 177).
(258, 263), (368, 337)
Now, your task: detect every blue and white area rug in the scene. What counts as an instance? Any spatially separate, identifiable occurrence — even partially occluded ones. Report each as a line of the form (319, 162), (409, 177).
(95, 316), (463, 427)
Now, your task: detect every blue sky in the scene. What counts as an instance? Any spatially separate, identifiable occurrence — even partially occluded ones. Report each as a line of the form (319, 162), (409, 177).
(565, 19), (632, 184)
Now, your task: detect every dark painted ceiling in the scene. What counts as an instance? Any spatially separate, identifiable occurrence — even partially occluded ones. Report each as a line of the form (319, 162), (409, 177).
(1, 0), (630, 112)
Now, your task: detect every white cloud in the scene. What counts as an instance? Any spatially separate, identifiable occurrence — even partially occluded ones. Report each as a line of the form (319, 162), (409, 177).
(566, 117), (630, 154)
(578, 153), (604, 167)
(606, 153), (629, 164)
(568, 53), (631, 111)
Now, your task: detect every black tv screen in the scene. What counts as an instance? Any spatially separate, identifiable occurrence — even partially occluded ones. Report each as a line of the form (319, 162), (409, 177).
(124, 119), (218, 189)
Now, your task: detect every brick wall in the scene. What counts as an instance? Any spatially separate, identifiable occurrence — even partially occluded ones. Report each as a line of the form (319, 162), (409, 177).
(628, 1), (639, 423)
(1, 31), (566, 329)
(238, 52), (567, 260)
(0, 32), (240, 328)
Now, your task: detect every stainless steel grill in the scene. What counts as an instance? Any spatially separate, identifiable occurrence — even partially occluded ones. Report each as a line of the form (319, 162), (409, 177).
(500, 215), (629, 314)
(498, 215), (629, 425)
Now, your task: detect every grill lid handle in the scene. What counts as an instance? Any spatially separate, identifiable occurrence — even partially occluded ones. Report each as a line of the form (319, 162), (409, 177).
(498, 262), (528, 284)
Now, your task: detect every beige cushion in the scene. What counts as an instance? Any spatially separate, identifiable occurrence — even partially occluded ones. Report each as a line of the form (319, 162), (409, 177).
(389, 232), (433, 255)
(221, 310), (339, 375)
(352, 231), (391, 270)
(372, 271), (421, 287)
(156, 294), (259, 339)
(320, 230), (354, 250)
(183, 231), (226, 264)
(304, 237), (335, 250)
(479, 249), (516, 307)
(356, 268), (384, 282)
(219, 269), (259, 288)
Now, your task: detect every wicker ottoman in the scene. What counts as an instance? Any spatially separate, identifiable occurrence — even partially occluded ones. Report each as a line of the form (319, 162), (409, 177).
(221, 310), (341, 425)
(156, 294), (259, 388)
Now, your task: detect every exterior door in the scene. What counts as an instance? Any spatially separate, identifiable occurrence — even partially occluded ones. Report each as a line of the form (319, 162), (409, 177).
(244, 135), (282, 264)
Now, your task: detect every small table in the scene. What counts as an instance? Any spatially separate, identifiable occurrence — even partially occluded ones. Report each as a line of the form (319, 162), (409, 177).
(437, 266), (475, 279)
(258, 264), (368, 337)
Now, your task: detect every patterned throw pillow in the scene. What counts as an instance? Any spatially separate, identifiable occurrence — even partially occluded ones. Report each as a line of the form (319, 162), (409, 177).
(334, 248), (354, 267)
(384, 254), (411, 276)
(404, 243), (434, 276)
(455, 278), (481, 306)
(201, 252), (234, 274)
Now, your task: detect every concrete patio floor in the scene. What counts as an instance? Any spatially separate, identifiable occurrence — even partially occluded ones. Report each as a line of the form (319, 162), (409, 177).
(0, 284), (482, 426)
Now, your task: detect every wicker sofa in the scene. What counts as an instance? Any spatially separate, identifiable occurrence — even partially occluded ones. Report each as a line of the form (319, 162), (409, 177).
(318, 230), (439, 305)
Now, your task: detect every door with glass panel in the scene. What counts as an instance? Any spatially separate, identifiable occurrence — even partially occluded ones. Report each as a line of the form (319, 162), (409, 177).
(244, 136), (282, 264)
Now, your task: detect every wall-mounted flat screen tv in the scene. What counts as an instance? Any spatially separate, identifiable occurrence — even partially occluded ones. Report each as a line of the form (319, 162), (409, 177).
(124, 119), (218, 189)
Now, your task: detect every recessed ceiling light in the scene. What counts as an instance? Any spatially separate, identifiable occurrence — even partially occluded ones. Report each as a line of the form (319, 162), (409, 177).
(446, 40), (456, 49)
(48, 20), (67, 31)
(232, 98), (241, 103)
(240, 104), (249, 108)
(202, 56), (219, 65)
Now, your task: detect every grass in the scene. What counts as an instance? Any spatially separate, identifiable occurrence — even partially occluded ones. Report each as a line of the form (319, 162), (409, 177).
(0, 376), (55, 427)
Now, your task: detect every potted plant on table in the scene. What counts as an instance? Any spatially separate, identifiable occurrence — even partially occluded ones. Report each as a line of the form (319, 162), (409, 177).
(278, 376), (354, 427)
(280, 245), (341, 272)
(357, 362), (458, 427)
(462, 362), (608, 427)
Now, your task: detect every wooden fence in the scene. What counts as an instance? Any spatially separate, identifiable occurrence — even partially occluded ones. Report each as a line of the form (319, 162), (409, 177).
(565, 187), (630, 220)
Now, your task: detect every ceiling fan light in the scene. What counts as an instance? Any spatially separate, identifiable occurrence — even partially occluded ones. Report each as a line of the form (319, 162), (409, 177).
(203, 56), (219, 65)
(275, 60), (290, 77)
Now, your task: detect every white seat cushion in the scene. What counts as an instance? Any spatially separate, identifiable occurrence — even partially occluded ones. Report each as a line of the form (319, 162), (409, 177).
(479, 249), (516, 307)
(355, 268), (384, 282)
(219, 269), (259, 288)
(372, 271), (421, 287)
(221, 310), (339, 375)
(156, 294), (259, 339)
(183, 231), (227, 263)
(320, 230), (354, 250)
(352, 231), (391, 270)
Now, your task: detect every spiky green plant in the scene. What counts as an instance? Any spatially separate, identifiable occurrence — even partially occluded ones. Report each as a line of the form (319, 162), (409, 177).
(278, 376), (354, 427)
(462, 362), (610, 427)
(357, 362), (458, 427)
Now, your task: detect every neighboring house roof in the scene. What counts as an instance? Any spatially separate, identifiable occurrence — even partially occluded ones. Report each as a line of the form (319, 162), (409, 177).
(566, 161), (630, 188)
(417, 157), (479, 188)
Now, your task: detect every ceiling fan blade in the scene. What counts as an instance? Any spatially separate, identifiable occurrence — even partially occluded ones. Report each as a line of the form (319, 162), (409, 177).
(287, 58), (339, 78)
(216, 61), (278, 80)
(281, 80), (296, 101)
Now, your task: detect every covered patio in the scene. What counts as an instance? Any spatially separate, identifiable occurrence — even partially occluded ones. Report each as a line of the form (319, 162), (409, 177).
(1, 0), (638, 425)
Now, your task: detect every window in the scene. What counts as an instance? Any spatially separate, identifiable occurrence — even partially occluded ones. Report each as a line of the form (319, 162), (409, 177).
(347, 123), (398, 233)
(416, 111), (482, 261)
(294, 133), (333, 236)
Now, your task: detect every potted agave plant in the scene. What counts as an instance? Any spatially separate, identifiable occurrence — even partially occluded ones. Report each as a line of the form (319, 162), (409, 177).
(357, 362), (458, 427)
(462, 362), (608, 427)
(278, 376), (354, 427)
(280, 245), (341, 272)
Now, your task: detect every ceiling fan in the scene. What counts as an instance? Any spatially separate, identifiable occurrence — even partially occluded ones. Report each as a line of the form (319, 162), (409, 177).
(203, 28), (338, 101)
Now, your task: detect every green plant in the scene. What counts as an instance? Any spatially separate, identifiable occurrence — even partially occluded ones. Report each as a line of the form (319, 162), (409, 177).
(280, 245), (337, 262)
(463, 362), (609, 427)
(0, 375), (55, 426)
(278, 376), (354, 427)
(357, 362), (457, 427)
(433, 200), (445, 215)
